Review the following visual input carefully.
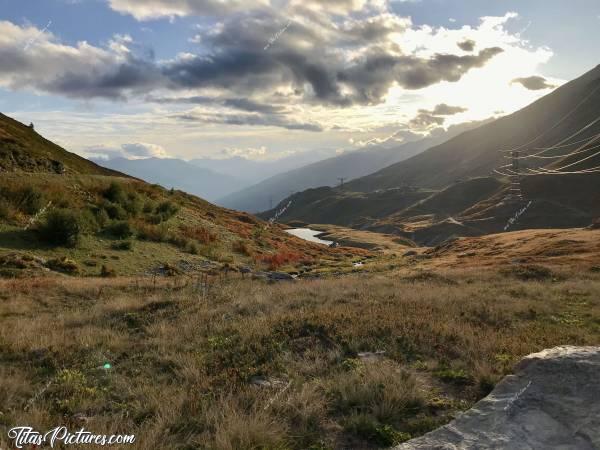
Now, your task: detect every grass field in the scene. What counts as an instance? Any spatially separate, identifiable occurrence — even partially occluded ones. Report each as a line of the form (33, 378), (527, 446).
(1, 263), (598, 449)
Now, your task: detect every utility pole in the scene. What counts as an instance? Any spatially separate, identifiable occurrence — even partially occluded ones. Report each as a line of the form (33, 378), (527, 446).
(269, 195), (273, 210)
(505, 151), (524, 202)
(337, 177), (346, 190)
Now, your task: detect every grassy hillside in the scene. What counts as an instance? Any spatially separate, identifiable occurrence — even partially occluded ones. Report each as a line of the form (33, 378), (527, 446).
(259, 186), (434, 227)
(1, 229), (598, 449)
(0, 113), (123, 176)
(0, 114), (364, 278)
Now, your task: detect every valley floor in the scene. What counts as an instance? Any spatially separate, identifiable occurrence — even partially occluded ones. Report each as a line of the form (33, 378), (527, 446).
(1, 242), (599, 449)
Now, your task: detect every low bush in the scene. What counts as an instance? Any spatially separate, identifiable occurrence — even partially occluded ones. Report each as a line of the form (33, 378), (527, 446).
(103, 202), (128, 220)
(255, 250), (302, 270)
(180, 225), (216, 244)
(38, 209), (81, 247)
(46, 257), (79, 274)
(0, 198), (12, 220)
(111, 240), (133, 251)
(19, 186), (45, 215)
(104, 182), (127, 204)
(232, 239), (252, 256)
(105, 221), (133, 239)
(100, 265), (117, 278)
(136, 223), (169, 242)
(344, 415), (410, 447)
(500, 264), (555, 281)
(155, 201), (179, 222)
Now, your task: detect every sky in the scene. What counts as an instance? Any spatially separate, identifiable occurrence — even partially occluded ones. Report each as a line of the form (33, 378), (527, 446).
(0, 0), (599, 162)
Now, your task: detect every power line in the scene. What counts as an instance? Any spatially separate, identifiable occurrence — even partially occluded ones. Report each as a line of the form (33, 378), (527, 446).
(499, 82), (600, 153)
(494, 85), (600, 178)
(507, 117), (600, 160)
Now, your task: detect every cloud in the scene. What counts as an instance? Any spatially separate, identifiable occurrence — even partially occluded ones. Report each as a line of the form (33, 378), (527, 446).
(0, 3), (505, 108)
(86, 142), (168, 159)
(457, 39), (476, 52)
(511, 75), (556, 90)
(221, 146), (268, 159)
(107, 0), (374, 20)
(107, 0), (268, 20)
(429, 103), (468, 115)
(408, 103), (467, 131)
(409, 112), (446, 130)
(0, 21), (161, 100)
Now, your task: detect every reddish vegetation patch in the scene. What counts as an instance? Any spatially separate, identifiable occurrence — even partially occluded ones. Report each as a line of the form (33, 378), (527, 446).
(255, 250), (304, 270)
(180, 225), (217, 244)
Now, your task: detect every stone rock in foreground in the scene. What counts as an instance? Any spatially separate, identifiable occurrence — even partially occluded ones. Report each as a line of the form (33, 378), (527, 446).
(396, 346), (600, 450)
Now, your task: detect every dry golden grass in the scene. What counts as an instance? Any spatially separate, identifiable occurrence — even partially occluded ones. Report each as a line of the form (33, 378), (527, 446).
(0, 264), (599, 449)
(309, 224), (414, 253)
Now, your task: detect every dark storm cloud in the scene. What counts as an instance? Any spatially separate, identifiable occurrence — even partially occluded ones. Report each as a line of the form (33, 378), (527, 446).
(511, 75), (556, 90)
(158, 11), (504, 106)
(148, 95), (285, 114)
(42, 57), (161, 100)
(338, 47), (503, 104)
(173, 111), (323, 131)
(0, 10), (504, 107)
(457, 39), (476, 52)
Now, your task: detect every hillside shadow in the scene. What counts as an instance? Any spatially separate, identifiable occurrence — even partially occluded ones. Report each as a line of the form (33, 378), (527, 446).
(0, 229), (46, 251)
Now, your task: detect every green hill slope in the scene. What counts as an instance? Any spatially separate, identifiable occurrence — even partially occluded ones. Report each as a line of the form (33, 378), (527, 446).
(0, 114), (361, 277)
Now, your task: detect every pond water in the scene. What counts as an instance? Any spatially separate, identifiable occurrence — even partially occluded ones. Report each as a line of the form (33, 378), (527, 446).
(285, 228), (334, 246)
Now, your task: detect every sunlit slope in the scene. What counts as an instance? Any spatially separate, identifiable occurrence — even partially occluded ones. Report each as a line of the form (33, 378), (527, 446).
(347, 64), (600, 192)
(0, 113), (124, 176)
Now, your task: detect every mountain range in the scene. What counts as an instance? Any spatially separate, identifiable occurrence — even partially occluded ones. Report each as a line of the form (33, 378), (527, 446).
(260, 64), (600, 244)
(217, 120), (492, 213)
(92, 156), (245, 202)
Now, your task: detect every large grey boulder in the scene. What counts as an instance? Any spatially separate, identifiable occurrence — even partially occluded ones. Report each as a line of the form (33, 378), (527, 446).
(396, 346), (600, 450)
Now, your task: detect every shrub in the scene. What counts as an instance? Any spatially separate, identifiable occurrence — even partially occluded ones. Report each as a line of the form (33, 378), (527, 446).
(104, 182), (127, 204)
(255, 250), (302, 270)
(180, 225), (216, 244)
(100, 265), (117, 278)
(142, 200), (156, 214)
(233, 240), (252, 256)
(106, 221), (133, 239)
(344, 415), (410, 447)
(136, 223), (169, 242)
(92, 207), (110, 228)
(46, 257), (79, 274)
(19, 186), (45, 215)
(103, 202), (128, 220)
(500, 264), (555, 281)
(185, 241), (200, 255)
(111, 240), (133, 251)
(155, 201), (179, 222)
(434, 367), (472, 386)
(0, 198), (12, 220)
(123, 192), (143, 216)
(38, 209), (81, 247)
(328, 362), (424, 423)
(79, 208), (101, 232)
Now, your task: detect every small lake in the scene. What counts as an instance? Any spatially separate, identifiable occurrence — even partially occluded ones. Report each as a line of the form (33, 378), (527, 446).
(285, 228), (334, 246)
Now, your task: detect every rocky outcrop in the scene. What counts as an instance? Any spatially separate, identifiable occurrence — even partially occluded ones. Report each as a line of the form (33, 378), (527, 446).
(396, 346), (600, 450)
